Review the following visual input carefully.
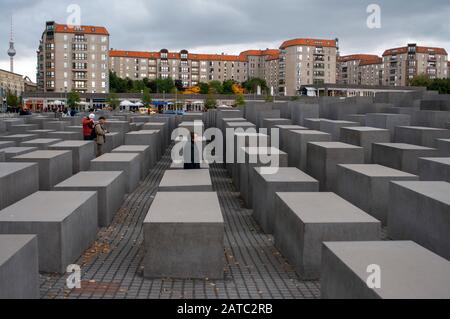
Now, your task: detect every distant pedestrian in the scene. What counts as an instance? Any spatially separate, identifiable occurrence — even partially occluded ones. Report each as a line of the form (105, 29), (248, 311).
(94, 116), (108, 157)
(83, 114), (95, 140)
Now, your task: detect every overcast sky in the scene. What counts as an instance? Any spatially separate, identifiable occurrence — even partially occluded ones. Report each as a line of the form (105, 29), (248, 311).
(1, 0), (450, 81)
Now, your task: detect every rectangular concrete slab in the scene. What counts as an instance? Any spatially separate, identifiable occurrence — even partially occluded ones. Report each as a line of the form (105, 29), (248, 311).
(10, 150), (73, 190)
(274, 125), (308, 152)
(125, 130), (161, 162)
(388, 181), (450, 260)
(54, 171), (126, 227)
(112, 145), (152, 178)
(340, 127), (391, 163)
(0, 163), (39, 210)
(9, 124), (39, 134)
(27, 129), (56, 138)
(394, 126), (450, 147)
(144, 192), (224, 279)
(252, 167), (319, 234)
(0, 134), (38, 146)
(335, 164), (419, 225)
(0, 191), (98, 273)
(158, 169), (212, 192)
(418, 157), (450, 182)
(286, 130), (332, 170)
(274, 192), (380, 279)
(365, 113), (411, 139)
(372, 143), (439, 174)
(0, 235), (39, 299)
(48, 131), (82, 141)
(320, 119), (359, 141)
(321, 241), (450, 299)
(49, 140), (96, 173)
(20, 138), (63, 150)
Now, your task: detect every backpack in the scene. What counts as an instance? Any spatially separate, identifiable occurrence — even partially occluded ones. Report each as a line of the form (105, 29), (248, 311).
(90, 123), (98, 140)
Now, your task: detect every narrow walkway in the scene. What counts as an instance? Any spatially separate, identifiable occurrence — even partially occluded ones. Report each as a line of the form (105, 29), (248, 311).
(40, 147), (320, 299)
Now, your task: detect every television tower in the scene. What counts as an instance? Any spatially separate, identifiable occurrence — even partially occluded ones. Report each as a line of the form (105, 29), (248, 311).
(7, 17), (16, 73)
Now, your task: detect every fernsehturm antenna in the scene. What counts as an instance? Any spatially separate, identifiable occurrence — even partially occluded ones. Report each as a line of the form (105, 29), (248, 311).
(7, 16), (16, 73)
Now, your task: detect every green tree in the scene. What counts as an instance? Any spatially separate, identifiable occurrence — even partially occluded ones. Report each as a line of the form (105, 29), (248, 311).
(107, 92), (120, 110)
(67, 90), (81, 109)
(243, 78), (268, 94)
(142, 89), (152, 108)
(409, 74), (432, 88)
(265, 94), (274, 102)
(209, 80), (223, 94)
(204, 91), (217, 109)
(155, 78), (176, 94)
(199, 82), (210, 95)
(222, 80), (236, 95)
(235, 94), (246, 107)
(6, 91), (19, 108)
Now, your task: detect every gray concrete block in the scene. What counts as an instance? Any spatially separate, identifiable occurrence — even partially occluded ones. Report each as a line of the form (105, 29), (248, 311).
(125, 130), (161, 162)
(10, 150), (73, 190)
(436, 139), (450, 156)
(238, 147), (288, 208)
(304, 118), (322, 130)
(169, 161), (210, 170)
(340, 127), (391, 163)
(54, 171), (126, 227)
(47, 131), (82, 141)
(286, 130), (332, 170)
(394, 126), (450, 147)
(142, 122), (168, 150)
(372, 143), (439, 174)
(3, 119), (24, 131)
(252, 167), (319, 234)
(20, 138), (63, 150)
(274, 125), (308, 152)
(274, 192), (380, 280)
(0, 134), (38, 146)
(179, 121), (205, 134)
(90, 153), (141, 193)
(0, 141), (16, 150)
(9, 124), (39, 134)
(321, 241), (450, 299)
(2, 147), (38, 161)
(261, 118), (293, 132)
(65, 126), (83, 135)
(345, 114), (366, 126)
(49, 141), (96, 173)
(27, 129), (56, 138)
(388, 181), (450, 260)
(43, 121), (70, 131)
(143, 192), (224, 279)
(0, 163), (39, 210)
(306, 142), (365, 191)
(0, 235), (39, 299)
(104, 132), (124, 153)
(320, 120), (359, 141)
(336, 164), (419, 225)
(0, 191), (98, 273)
(365, 113), (411, 139)
(159, 169), (212, 192)
(291, 103), (319, 126)
(105, 121), (130, 135)
(112, 145), (152, 178)
(418, 158), (450, 182)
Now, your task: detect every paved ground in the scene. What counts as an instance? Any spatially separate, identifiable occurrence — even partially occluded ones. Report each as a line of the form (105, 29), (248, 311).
(40, 146), (320, 299)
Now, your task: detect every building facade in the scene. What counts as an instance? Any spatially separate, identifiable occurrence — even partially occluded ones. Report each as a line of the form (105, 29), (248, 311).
(337, 54), (383, 86)
(383, 44), (448, 86)
(0, 68), (25, 97)
(37, 21), (110, 93)
(278, 38), (338, 96)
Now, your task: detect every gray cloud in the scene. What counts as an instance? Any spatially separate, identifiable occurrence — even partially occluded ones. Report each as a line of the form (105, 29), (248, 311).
(1, 0), (449, 80)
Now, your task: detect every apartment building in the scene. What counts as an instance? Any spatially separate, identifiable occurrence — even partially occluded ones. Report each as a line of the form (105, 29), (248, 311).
(337, 54), (383, 86)
(110, 49), (248, 88)
(0, 68), (25, 96)
(37, 21), (110, 93)
(264, 53), (280, 94)
(278, 38), (337, 96)
(383, 43), (448, 86)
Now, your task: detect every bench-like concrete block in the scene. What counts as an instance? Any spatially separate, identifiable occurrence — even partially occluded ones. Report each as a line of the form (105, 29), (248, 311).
(321, 241), (450, 299)
(253, 167), (319, 234)
(27, 129), (56, 138)
(159, 169), (212, 192)
(0, 191), (98, 273)
(144, 192), (224, 279)
(10, 150), (73, 190)
(306, 142), (364, 191)
(54, 171), (126, 227)
(9, 124), (39, 134)
(304, 118), (322, 130)
(0, 235), (39, 299)
(418, 157), (450, 182)
(261, 118), (293, 132)
(340, 127), (391, 163)
(345, 114), (366, 126)
(336, 164), (419, 225)
(20, 138), (62, 150)
(49, 141), (96, 174)
(3, 119), (24, 131)
(274, 192), (380, 279)
(112, 145), (152, 178)
(0, 141), (16, 150)
(320, 120), (359, 141)
(125, 130), (161, 162)
(239, 147), (288, 208)
(395, 126), (450, 148)
(388, 181), (450, 260)
(3, 147), (38, 161)
(0, 163), (39, 210)
(275, 125), (308, 152)
(105, 121), (130, 136)
(43, 121), (70, 131)
(291, 103), (319, 126)
(372, 143), (438, 174)
(0, 134), (38, 146)
(90, 153), (141, 193)
(436, 139), (450, 157)
(104, 132), (124, 153)
(48, 131), (82, 141)
(286, 130), (332, 170)
(142, 122), (168, 150)
(365, 113), (411, 139)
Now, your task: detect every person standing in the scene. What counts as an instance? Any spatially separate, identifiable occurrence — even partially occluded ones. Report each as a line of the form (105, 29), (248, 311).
(83, 114), (95, 140)
(94, 117), (108, 157)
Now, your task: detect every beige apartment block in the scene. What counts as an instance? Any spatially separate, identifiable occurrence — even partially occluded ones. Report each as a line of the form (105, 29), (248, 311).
(383, 44), (448, 86)
(37, 21), (110, 93)
(278, 38), (337, 96)
(0, 69), (24, 96)
(337, 54), (383, 86)
(265, 53), (280, 95)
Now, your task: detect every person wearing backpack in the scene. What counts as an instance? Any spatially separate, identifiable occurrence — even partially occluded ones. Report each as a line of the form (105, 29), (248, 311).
(83, 114), (95, 140)
(94, 117), (108, 157)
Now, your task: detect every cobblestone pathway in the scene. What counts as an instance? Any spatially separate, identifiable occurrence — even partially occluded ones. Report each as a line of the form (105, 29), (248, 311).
(40, 147), (320, 299)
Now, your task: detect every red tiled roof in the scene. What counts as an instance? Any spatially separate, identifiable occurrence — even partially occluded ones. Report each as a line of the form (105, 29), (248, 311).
(383, 46), (448, 57)
(280, 38), (336, 49)
(110, 50), (159, 59)
(239, 49), (280, 58)
(338, 54), (382, 66)
(55, 23), (109, 36)
(109, 50), (246, 62)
